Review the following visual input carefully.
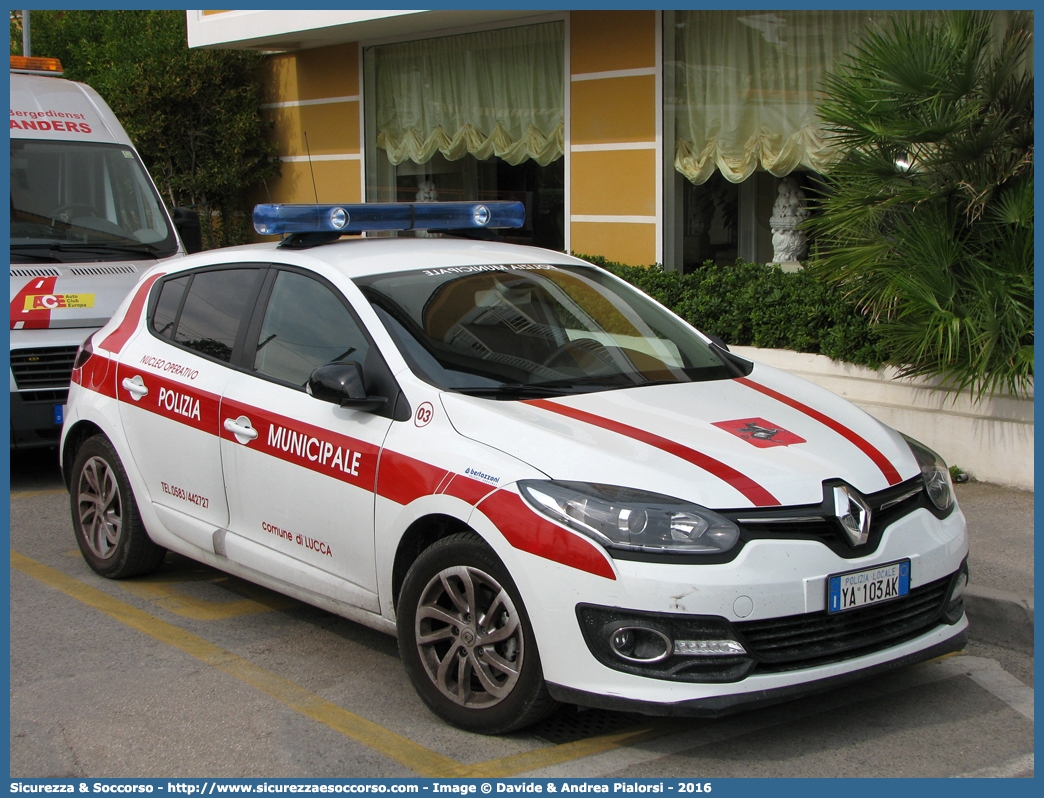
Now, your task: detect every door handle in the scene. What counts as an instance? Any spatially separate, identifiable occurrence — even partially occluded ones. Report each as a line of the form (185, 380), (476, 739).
(121, 375), (148, 400)
(224, 415), (258, 444)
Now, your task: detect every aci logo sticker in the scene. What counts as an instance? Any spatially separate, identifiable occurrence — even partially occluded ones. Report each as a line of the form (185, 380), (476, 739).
(23, 293), (95, 310)
(712, 417), (806, 448)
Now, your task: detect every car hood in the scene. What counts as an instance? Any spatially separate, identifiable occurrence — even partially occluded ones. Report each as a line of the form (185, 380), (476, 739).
(10, 263), (153, 329)
(439, 362), (919, 509)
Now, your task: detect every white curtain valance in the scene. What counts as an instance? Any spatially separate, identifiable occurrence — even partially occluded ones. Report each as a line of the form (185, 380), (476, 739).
(375, 22), (565, 167)
(673, 10), (895, 184)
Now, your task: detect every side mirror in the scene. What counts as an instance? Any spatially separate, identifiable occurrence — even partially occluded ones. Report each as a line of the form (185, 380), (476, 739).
(307, 362), (387, 412)
(172, 207), (203, 254)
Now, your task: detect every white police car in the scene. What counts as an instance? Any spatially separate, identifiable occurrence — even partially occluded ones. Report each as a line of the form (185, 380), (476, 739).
(61, 201), (968, 734)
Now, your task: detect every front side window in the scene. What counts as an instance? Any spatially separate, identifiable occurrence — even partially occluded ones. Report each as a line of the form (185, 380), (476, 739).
(252, 270), (371, 387)
(10, 139), (178, 261)
(357, 263), (748, 397)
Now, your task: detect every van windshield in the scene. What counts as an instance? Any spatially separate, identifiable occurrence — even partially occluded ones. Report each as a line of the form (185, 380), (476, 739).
(356, 263), (751, 398)
(10, 139), (178, 262)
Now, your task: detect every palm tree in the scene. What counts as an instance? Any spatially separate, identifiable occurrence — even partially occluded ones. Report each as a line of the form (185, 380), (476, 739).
(806, 11), (1033, 399)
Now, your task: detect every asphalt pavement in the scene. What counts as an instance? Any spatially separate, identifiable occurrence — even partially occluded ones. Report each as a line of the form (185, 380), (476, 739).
(957, 481), (1035, 653)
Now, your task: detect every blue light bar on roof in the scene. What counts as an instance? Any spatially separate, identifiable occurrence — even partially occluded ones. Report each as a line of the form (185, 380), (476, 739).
(253, 201), (525, 236)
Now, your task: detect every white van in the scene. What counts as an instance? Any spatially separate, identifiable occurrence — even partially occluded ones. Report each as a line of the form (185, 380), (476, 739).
(10, 56), (198, 449)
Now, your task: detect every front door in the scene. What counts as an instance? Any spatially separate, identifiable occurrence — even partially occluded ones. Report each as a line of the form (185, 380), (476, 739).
(218, 268), (393, 612)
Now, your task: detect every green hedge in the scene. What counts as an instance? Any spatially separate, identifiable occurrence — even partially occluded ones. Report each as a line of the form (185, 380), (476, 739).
(578, 255), (891, 370)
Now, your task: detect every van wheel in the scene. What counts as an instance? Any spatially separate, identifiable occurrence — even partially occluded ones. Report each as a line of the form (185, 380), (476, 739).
(397, 532), (557, 734)
(70, 434), (165, 579)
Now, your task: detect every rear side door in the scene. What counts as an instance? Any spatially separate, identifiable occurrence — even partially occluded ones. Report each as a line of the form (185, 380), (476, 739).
(116, 265), (265, 553)
(218, 267), (397, 612)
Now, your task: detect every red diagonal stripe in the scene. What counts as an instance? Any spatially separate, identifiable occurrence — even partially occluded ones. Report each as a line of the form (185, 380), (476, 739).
(478, 490), (616, 580)
(736, 377), (902, 485)
(524, 398), (780, 507)
(101, 272), (165, 354)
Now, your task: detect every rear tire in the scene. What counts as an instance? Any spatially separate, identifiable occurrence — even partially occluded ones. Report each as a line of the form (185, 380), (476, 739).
(70, 434), (165, 578)
(397, 532), (558, 734)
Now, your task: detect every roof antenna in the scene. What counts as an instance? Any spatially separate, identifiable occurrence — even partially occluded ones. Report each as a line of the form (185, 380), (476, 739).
(304, 131), (318, 203)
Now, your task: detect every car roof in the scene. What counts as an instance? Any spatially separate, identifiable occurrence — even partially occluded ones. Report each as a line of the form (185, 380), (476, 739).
(168, 235), (593, 280)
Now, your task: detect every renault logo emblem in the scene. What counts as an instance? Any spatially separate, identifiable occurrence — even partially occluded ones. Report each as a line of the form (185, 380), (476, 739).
(833, 485), (872, 546)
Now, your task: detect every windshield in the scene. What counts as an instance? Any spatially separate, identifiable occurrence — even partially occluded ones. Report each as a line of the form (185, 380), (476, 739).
(10, 139), (178, 262)
(356, 263), (750, 397)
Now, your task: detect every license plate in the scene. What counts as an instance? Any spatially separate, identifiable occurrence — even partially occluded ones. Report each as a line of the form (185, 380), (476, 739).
(828, 559), (910, 613)
(54, 404), (65, 425)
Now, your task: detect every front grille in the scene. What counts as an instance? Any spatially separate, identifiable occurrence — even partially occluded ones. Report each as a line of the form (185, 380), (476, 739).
(723, 477), (928, 559)
(10, 345), (80, 390)
(736, 574), (953, 673)
(17, 389), (69, 404)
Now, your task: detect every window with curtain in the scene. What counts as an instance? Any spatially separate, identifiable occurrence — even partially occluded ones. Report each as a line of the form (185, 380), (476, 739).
(672, 10), (892, 185)
(665, 10), (902, 271)
(365, 22), (565, 250)
(374, 22), (564, 167)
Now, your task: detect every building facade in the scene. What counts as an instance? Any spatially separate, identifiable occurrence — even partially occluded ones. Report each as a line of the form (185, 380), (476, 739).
(184, 9), (971, 269)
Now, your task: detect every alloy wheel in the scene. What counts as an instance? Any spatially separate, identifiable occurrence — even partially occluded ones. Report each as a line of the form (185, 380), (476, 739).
(414, 565), (524, 708)
(77, 455), (122, 559)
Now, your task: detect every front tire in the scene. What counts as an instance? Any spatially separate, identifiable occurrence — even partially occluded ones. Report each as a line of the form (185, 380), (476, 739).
(70, 434), (166, 578)
(397, 532), (557, 733)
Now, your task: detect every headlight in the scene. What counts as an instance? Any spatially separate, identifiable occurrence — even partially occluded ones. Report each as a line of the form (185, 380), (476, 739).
(518, 480), (740, 554)
(902, 435), (955, 513)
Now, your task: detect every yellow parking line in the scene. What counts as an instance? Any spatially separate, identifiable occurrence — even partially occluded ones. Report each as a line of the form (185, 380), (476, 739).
(10, 551), (460, 778)
(11, 488), (67, 499)
(12, 549), (668, 777)
(450, 723), (678, 777)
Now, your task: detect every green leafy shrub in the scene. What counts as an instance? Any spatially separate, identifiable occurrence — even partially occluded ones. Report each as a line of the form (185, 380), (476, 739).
(577, 254), (891, 369)
(806, 11), (1033, 399)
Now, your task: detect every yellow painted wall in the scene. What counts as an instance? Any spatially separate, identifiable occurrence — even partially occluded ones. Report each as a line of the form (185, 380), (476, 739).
(264, 102), (360, 160)
(571, 75), (656, 146)
(571, 222), (657, 267)
(569, 11), (658, 265)
(571, 150), (656, 217)
(570, 10), (656, 74)
(257, 42), (362, 214)
(262, 160), (361, 205)
(264, 42), (359, 105)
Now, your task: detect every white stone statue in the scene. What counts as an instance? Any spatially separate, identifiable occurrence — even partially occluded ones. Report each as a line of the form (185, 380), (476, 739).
(769, 176), (810, 264)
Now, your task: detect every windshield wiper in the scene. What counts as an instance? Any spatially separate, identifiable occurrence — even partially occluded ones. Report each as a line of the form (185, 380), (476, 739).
(450, 384), (587, 400)
(11, 241), (164, 259)
(450, 381), (639, 399)
(9, 247), (63, 263)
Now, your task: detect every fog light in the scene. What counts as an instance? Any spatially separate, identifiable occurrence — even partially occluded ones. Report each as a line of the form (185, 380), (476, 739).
(943, 562), (969, 624)
(674, 639), (747, 657)
(607, 626), (672, 663)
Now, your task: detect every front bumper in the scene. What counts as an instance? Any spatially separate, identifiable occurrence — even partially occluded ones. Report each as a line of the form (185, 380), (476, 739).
(11, 328), (92, 449)
(548, 624), (967, 717)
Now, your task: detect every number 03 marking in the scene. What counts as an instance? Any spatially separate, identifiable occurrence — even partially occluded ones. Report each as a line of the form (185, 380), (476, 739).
(415, 402), (434, 427)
